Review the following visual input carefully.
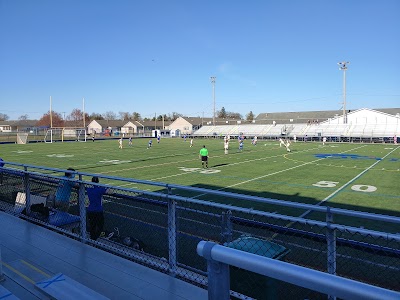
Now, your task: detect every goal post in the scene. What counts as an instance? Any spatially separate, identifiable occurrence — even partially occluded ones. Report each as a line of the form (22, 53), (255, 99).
(77, 128), (87, 142)
(44, 128), (64, 143)
(44, 128), (87, 142)
(16, 133), (29, 144)
(44, 129), (53, 143)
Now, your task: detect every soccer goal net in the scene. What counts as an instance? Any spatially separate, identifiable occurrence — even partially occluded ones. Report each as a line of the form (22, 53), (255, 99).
(77, 129), (87, 142)
(44, 129), (63, 143)
(44, 128), (87, 143)
(16, 133), (29, 144)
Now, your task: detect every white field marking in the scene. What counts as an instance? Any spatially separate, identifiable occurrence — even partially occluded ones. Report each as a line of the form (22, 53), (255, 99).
(189, 144), (369, 200)
(46, 154), (74, 158)
(13, 150), (33, 154)
(298, 145), (399, 219)
(101, 145), (322, 178)
(108, 146), (324, 188)
(120, 144), (367, 188)
(148, 146), (323, 182)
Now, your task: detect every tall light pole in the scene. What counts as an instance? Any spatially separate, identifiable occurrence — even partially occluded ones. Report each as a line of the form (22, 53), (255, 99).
(338, 61), (349, 124)
(210, 76), (216, 126)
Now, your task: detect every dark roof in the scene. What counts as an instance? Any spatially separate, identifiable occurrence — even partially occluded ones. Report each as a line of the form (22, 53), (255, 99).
(373, 108), (400, 115)
(2, 120), (39, 127)
(181, 116), (242, 125)
(136, 120), (172, 127)
(255, 108), (400, 123)
(93, 120), (128, 127)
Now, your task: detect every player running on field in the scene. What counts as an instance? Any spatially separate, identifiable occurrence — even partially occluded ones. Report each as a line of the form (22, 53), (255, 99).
(118, 138), (123, 149)
(279, 138), (286, 147)
(224, 136), (229, 154)
(147, 139), (152, 149)
(285, 140), (291, 152)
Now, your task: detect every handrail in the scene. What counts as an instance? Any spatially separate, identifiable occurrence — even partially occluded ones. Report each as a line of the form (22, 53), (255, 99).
(2, 160), (400, 225)
(197, 241), (400, 300)
(1, 162), (400, 242)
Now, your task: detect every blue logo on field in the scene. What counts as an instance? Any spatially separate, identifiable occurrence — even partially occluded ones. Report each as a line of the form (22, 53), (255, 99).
(315, 154), (382, 160)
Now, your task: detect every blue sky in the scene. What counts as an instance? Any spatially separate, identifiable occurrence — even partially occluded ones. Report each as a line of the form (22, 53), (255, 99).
(1, 0), (399, 120)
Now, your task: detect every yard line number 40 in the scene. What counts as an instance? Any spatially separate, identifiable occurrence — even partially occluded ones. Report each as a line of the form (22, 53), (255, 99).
(312, 181), (377, 193)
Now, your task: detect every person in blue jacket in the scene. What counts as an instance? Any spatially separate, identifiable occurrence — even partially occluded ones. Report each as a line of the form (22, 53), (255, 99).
(86, 176), (110, 240)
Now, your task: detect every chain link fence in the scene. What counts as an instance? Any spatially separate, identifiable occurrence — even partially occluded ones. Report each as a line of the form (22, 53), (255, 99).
(0, 163), (399, 299)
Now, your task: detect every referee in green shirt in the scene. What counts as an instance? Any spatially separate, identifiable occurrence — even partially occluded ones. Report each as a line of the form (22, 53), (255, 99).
(199, 145), (209, 168)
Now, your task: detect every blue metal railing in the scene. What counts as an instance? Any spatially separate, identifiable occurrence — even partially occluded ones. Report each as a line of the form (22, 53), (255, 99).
(197, 241), (400, 300)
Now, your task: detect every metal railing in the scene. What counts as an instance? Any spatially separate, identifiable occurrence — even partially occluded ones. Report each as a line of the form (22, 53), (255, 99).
(0, 161), (399, 299)
(197, 241), (400, 300)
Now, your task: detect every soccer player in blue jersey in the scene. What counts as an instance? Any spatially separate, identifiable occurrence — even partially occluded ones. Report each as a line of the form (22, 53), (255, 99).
(239, 139), (244, 151)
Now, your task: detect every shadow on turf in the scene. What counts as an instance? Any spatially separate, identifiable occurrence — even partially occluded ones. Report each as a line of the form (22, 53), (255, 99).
(211, 163), (229, 167)
(171, 183), (400, 230)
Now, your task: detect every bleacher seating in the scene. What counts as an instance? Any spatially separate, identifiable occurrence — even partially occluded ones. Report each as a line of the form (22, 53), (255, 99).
(193, 122), (399, 141)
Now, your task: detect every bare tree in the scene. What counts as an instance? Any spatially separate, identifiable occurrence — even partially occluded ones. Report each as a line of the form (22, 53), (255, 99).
(67, 109), (86, 127)
(18, 114), (29, 121)
(103, 111), (117, 120)
(0, 113), (9, 121)
(119, 112), (130, 120)
(89, 113), (104, 120)
(170, 112), (182, 121)
(226, 112), (242, 119)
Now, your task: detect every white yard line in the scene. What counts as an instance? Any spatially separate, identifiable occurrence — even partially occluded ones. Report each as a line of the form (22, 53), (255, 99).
(298, 145), (399, 218)
(190, 144), (369, 199)
(114, 146), (323, 188)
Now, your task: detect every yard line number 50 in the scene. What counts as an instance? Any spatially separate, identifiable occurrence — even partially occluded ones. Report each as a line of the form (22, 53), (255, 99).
(312, 181), (377, 193)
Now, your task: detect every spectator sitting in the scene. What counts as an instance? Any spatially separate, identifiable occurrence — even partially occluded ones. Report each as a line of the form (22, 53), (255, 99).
(54, 168), (77, 212)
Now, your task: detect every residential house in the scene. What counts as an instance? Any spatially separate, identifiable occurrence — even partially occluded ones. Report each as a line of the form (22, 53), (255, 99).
(168, 117), (237, 136)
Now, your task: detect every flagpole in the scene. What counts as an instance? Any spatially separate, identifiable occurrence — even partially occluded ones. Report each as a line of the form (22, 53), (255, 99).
(50, 96), (53, 128)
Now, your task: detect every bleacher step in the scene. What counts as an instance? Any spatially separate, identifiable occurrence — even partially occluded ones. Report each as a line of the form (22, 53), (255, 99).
(35, 273), (110, 300)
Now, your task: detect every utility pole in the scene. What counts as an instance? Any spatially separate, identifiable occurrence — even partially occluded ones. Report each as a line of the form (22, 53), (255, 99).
(210, 76), (216, 126)
(338, 61), (349, 124)
(82, 98), (85, 129)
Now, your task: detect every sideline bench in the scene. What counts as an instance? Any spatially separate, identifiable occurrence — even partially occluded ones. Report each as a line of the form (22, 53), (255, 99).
(35, 273), (110, 300)
(14, 193), (80, 232)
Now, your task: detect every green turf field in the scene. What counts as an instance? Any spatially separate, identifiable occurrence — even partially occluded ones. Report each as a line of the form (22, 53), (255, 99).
(1, 137), (399, 222)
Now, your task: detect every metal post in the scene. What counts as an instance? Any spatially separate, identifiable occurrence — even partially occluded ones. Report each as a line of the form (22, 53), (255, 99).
(221, 210), (233, 243)
(78, 174), (87, 242)
(202, 241), (230, 300)
(211, 76), (216, 126)
(167, 185), (177, 277)
(0, 246), (5, 282)
(326, 207), (336, 300)
(24, 166), (31, 215)
(338, 61), (349, 124)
